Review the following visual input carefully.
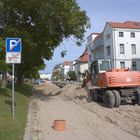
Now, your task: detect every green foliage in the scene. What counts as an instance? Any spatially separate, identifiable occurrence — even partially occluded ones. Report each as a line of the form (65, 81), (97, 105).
(0, 38), (9, 72)
(67, 71), (77, 81)
(53, 70), (62, 81)
(0, 0), (90, 82)
(61, 50), (67, 58)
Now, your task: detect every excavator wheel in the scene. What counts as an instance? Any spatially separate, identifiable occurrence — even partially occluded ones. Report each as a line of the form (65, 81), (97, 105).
(88, 90), (94, 102)
(92, 90), (99, 102)
(112, 90), (121, 108)
(135, 89), (140, 106)
(103, 90), (115, 108)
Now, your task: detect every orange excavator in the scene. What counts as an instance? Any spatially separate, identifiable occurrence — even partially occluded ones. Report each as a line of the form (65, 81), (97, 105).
(83, 59), (140, 108)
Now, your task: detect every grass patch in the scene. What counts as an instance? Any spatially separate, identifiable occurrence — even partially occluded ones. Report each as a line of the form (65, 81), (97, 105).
(0, 83), (33, 140)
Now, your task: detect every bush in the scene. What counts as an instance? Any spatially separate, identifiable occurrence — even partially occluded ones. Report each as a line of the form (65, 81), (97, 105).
(67, 71), (77, 81)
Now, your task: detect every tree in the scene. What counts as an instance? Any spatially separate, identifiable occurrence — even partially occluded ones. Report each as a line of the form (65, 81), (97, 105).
(0, 0), (90, 84)
(67, 71), (77, 81)
(0, 38), (10, 88)
(53, 70), (62, 81)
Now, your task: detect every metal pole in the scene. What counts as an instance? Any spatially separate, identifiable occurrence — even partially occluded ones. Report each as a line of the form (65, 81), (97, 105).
(12, 63), (15, 118)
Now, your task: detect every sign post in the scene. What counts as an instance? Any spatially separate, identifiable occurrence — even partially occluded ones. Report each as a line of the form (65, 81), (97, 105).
(6, 38), (22, 118)
(12, 63), (15, 118)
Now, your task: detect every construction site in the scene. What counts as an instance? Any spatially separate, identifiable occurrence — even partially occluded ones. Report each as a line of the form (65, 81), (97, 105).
(0, 1), (140, 140)
(24, 81), (140, 140)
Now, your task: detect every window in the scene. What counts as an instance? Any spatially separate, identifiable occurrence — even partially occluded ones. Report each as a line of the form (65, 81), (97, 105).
(132, 61), (137, 70)
(120, 61), (125, 69)
(106, 33), (111, 40)
(106, 46), (111, 56)
(120, 44), (125, 54)
(119, 32), (123, 37)
(131, 32), (135, 38)
(99, 60), (110, 71)
(131, 44), (136, 54)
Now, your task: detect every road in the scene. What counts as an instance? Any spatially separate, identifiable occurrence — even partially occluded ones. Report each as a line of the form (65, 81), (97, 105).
(24, 82), (140, 140)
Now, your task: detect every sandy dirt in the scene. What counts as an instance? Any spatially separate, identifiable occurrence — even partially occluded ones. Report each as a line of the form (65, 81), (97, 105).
(24, 82), (140, 140)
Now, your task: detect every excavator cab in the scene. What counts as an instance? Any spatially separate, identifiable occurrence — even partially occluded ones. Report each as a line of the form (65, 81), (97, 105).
(91, 59), (111, 86)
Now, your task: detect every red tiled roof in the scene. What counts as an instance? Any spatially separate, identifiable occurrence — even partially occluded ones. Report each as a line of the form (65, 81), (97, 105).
(64, 61), (72, 65)
(78, 48), (88, 62)
(79, 54), (88, 62)
(107, 21), (140, 29)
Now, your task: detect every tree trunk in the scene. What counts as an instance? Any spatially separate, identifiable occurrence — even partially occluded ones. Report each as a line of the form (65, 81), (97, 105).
(1, 71), (7, 88)
(17, 74), (23, 85)
(16, 67), (23, 86)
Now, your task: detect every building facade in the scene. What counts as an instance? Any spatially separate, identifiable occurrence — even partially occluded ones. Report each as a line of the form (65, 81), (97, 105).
(69, 61), (76, 71)
(74, 49), (88, 82)
(87, 33), (99, 69)
(61, 61), (72, 80)
(87, 21), (140, 71)
(40, 73), (52, 80)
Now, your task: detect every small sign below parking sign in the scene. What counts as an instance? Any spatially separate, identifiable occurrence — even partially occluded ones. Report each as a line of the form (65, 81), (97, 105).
(6, 52), (21, 63)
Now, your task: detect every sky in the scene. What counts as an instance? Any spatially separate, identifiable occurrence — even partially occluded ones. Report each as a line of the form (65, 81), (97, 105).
(41, 0), (140, 73)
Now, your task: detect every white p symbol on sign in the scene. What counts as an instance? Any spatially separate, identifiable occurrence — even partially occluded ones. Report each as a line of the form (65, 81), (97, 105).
(10, 40), (17, 51)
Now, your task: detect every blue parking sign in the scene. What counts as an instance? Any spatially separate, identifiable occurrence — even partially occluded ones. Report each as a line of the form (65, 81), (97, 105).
(6, 38), (22, 52)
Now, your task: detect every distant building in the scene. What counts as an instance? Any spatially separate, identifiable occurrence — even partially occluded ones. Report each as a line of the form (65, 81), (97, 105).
(39, 73), (52, 80)
(61, 61), (73, 80)
(87, 21), (140, 71)
(74, 48), (88, 82)
(69, 61), (76, 71)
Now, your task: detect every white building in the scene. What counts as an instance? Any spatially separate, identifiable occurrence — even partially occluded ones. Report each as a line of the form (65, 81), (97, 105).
(40, 73), (52, 80)
(61, 61), (72, 79)
(87, 21), (140, 71)
(87, 33), (99, 69)
(74, 49), (88, 82)
(69, 61), (76, 71)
